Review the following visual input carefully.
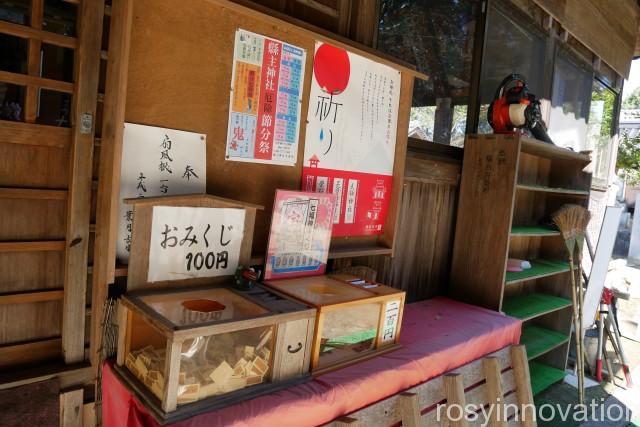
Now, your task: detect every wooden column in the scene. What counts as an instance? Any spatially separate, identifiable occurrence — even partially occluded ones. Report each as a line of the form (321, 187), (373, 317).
(63, 0), (105, 364)
(443, 373), (468, 427)
(483, 357), (506, 427)
(25, 0), (43, 123)
(90, 0), (134, 369)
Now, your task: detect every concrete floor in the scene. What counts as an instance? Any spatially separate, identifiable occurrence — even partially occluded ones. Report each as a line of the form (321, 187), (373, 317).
(535, 334), (640, 426)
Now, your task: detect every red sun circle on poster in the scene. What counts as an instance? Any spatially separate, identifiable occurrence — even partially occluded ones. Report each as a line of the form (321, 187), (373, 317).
(313, 44), (351, 95)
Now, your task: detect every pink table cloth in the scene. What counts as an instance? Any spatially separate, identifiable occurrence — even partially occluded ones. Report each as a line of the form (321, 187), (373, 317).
(102, 297), (521, 427)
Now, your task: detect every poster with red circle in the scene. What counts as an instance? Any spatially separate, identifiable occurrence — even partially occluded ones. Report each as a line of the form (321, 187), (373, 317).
(302, 42), (401, 237)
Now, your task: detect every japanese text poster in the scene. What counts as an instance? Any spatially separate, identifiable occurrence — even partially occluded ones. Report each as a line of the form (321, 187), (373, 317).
(302, 43), (401, 236)
(265, 190), (335, 280)
(148, 206), (245, 282)
(117, 123), (206, 264)
(225, 29), (306, 166)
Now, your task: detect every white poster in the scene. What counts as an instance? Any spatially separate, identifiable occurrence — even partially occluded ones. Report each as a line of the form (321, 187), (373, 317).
(147, 206), (246, 282)
(302, 42), (401, 236)
(304, 42), (400, 174)
(117, 123), (207, 263)
(225, 29), (306, 166)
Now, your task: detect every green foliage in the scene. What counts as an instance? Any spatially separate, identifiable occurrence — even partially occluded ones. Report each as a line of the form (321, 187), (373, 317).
(617, 130), (640, 186)
(622, 87), (640, 109)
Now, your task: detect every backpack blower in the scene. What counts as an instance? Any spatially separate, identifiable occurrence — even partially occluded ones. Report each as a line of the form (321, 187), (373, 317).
(487, 73), (555, 145)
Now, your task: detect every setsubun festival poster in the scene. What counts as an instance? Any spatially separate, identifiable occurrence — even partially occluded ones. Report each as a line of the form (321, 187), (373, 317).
(302, 42), (401, 237)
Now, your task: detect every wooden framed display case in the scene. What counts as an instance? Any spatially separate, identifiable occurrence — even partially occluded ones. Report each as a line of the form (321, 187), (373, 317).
(449, 134), (591, 395)
(264, 275), (405, 375)
(115, 284), (316, 423)
(114, 194), (317, 423)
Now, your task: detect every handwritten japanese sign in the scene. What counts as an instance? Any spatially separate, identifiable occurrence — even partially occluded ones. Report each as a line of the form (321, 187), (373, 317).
(302, 43), (401, 236)
(117, 123), (206, 263)
(381, 299), (401, 344)
(265, 190), (335, 280)
(225, 29), (306, 166)
(147, 206), (245, 282)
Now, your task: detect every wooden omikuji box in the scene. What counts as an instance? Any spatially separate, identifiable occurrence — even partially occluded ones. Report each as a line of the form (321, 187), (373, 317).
(114, 194), (317, 423)
(115, 285), (316, 423)
(264, 275), (405, 375)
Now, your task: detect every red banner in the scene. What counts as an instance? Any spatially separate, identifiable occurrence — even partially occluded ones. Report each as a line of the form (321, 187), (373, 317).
(302, 166), (392, 236)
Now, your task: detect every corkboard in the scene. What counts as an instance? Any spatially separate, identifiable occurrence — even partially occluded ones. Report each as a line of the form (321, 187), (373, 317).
(124, 0), (414, 257)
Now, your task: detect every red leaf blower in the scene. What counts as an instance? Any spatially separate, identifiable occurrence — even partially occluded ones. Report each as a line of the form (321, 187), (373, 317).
(488, 73), (555, 145)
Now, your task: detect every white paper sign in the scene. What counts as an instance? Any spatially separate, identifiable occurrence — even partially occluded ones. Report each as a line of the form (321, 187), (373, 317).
(147, 206), (246, 282)
(304, 43), (401, 175)
(117, 123), (207, 263)
(381, 299), (401, 344)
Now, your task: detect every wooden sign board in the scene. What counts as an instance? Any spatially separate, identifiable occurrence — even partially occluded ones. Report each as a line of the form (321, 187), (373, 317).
(126, 194), (263, 291)
(124, 0), (417, 259)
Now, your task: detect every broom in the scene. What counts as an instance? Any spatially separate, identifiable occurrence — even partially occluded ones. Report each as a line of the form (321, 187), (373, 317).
(573, 206), (591, 404)
(552, 204), (590, 405)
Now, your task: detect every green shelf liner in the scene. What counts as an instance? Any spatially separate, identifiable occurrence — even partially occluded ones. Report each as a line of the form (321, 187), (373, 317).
(511, 226), (560, 236)
(505, 259), (570, 283)
(529, 361), (566, 395)
(521, 325), (569, 359)
(502, 293), (572, 320)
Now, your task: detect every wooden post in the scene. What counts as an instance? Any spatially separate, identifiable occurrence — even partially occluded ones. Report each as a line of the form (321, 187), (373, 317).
(511, 345), (537, 427)
(24, 0), (43, 123)
(483, 357), (506, 427)
(60, 388), (84, 427)
(116, 303), (129, 366)
(63, 0), (105, 364)
(398, 392), (421, 427)
(90, 0), (134, 370)
(443, 373), (468, 427)
(162, 340), (183, 413)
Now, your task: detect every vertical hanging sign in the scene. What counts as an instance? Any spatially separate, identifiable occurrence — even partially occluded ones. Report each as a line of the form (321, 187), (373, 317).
(117, 123), (207, 264)
(302, 43), (401, 236)
(225, 29), (306, 166)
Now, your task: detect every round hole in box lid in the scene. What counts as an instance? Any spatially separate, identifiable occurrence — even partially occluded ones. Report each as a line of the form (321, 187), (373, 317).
(182, 299), (226, 312)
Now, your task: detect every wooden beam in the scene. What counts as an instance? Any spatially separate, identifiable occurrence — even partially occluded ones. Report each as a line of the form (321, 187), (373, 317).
(0, 361), (92, 390)
(0, 20), (77, 49)
(25, 0), (44, 123)
(0, 121), (70, 148)
(0, 70), (74, 93)
(0, 289), (64, 305)
(63, 0), (105, 365)
(0, 338), (61, 369)
(60, 388), (84, 427)
(0, 240), (65, 252)
(90, 0), (134, 370)
(0, 188), (67, 200)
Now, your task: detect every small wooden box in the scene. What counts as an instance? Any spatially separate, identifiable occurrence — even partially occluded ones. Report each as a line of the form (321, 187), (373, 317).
(264, 275), (405, 374)
(115, 284), (316, 423)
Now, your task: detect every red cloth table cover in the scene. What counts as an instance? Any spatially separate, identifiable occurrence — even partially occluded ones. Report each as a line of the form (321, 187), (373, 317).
(102, 297), (521, 427)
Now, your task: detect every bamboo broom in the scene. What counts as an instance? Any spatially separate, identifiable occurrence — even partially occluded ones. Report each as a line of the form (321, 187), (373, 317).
(573, 206), (591, 405)
(552, 204), (589, 405)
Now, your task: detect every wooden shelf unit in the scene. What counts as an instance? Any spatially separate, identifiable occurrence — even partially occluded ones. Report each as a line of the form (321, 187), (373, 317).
(449, 134), (591, 395)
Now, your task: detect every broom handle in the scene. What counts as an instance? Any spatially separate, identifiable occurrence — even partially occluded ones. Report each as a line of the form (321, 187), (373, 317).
(568, 256), (584, 405)
(576, 255), (585, 405)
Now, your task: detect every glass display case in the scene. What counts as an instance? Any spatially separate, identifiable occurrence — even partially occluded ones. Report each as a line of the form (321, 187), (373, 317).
(264, 275), (405, 374)
(115, 284), (316, 423)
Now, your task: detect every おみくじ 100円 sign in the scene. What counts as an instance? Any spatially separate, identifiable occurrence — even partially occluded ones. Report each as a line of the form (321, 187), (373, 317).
(147, 206), (245, 282)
